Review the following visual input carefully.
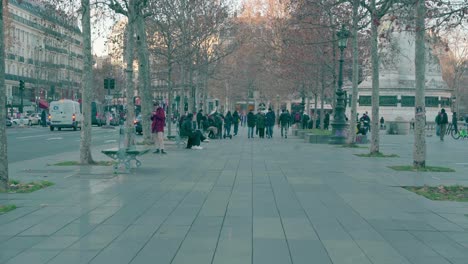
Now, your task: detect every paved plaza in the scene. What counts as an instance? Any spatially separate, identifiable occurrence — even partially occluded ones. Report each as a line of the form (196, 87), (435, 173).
(1, 127), (468, 264)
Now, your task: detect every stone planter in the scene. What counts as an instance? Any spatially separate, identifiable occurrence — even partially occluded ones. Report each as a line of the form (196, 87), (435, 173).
(297, 130), (307, 139)
(292, 128), (299, 136)
(305, 133), (331, 144)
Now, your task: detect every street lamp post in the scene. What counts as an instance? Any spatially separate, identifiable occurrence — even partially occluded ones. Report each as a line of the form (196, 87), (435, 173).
(276, 94), (280, 117)
(330, 25), (350, 144)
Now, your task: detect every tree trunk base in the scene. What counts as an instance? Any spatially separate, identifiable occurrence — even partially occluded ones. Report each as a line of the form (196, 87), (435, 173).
(413, 160), (426, 168)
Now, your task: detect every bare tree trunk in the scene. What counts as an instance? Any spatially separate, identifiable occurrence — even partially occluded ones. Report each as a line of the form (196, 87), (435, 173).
(347, 0), (359, 144)
(369, 0), (380, 154)
(314, 93), (318, 127)
(124, 20), (136, 148)
(0, 1), (9, 191)
(79, 0), (94, 164)
(166, 60), (173, 136)
(320, 67), (325, 130)
(413, 0), (426, 167)
(135, 14), (152, 144)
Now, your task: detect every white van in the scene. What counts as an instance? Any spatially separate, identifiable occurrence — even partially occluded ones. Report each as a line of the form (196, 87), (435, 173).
(49, 99), (82, 131)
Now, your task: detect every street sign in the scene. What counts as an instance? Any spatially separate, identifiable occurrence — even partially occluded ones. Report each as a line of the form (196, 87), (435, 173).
(105, 95), (113, 100)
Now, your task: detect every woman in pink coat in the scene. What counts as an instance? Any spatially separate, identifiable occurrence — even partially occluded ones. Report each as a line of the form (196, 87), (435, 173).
(151, 105), (167, 154)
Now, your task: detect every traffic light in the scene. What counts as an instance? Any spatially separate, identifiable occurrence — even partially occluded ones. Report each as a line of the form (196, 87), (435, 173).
(19, 80), (25, 91)
(104, 78), (115, 89)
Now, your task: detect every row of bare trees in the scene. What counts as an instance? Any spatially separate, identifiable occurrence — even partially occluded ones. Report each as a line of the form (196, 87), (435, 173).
(0, 0), (234, 190)
(263, 0), (465, 168)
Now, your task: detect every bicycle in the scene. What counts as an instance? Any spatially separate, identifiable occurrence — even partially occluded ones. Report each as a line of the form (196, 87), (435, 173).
(451, 124), (468, 140)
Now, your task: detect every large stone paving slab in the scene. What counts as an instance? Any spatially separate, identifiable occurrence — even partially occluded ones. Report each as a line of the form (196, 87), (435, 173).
(1, 128), (467, 263)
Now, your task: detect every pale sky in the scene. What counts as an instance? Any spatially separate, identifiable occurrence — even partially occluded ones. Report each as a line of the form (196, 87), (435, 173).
(91, 0), (244, 57)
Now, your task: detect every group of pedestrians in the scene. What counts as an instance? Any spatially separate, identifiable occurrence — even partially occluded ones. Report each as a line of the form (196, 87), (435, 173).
(246, 108), (288, 139)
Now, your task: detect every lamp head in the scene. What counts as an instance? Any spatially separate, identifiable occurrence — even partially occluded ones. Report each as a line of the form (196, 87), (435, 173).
(337, 25), (350, 49)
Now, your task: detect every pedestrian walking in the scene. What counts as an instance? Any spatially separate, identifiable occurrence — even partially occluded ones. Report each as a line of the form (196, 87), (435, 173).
(232, 110), (240, 136)
(224, 111), (233, 138)
(247, 110), (256, 138)
(196, 109), (204, 130)
(265, 108), (275, 138)
(439, 108), (448, 141)
(256, 112), (266, 138)
(324, 112), (330, 130)
(41, 110), (47, 127)
(380, 116), (385, 129)
(279, 109), (290, 138)
(151, 104), (167, 154)
(301, 112), (310, 129)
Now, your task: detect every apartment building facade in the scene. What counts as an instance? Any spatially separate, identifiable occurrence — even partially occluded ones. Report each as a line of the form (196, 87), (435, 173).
(5, 0), (83, 113)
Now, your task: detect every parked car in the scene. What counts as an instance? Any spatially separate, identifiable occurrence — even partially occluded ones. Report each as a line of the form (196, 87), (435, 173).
(27, 113), (41, 126)
(11, 116), (30, 126)
(6, 117), (12, 127)
(134, 114), (142, 135)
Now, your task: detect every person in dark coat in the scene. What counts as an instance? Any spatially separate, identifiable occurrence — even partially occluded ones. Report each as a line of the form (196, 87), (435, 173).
(41, 110), (47, 127)
(196, 109), (204, 130)
(232, 110), (240, 136)
(224, 111), (233, 138)
(181, 113), (206, 149)
(214, 113), (223, 139)
(265, 108), (276, 138)
(324, 112), (330, 130)
(279, 109), (290, 138)
(151, 105), (167, 154)
(301, 112), (310, 129)
(256, 112), (266, 138)
(247, 110), (256, 138)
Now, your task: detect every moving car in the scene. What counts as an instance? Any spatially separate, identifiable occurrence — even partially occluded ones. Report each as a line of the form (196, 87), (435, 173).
(48, 99), (82, 131)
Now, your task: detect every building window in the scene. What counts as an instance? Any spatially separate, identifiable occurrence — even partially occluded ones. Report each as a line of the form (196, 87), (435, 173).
(379, 96), (398, 107)
(440, 97), (451, 107)
(401, 96), (415, 107)
(358, 96), (372, 106)
(425, 96), (439, 107)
